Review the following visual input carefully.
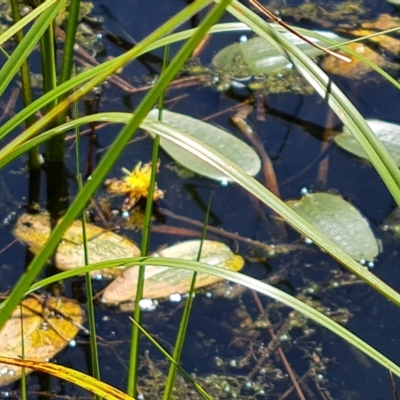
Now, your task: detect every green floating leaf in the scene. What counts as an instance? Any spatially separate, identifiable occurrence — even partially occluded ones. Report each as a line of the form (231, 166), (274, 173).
(286, 192), (379, 262)
(146, 109), (261, 182)
(101, 240), (244, 305)
(335, 119), (400, 166)
(212, 31), (346, 78)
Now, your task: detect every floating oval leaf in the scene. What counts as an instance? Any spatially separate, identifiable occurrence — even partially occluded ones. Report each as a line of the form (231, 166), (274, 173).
(212, 31), (346, 78)
(13, 212), (140, 278)
(101, 240), (244, 305)
(286, 192), (379, 262)
(0, 296), (83, 387)
(334, 119), (400, 166)
(146, 109), (261, 182)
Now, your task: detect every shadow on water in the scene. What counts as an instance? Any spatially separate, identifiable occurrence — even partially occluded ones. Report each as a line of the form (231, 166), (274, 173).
(1, 0), (400, 398)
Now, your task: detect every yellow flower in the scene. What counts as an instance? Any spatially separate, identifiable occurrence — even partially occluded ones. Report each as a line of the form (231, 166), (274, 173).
(122, 162), (152, 199)
(104, 161), (164, 211)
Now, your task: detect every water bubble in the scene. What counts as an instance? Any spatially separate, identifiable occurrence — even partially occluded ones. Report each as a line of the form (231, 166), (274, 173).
(285, 62), (294, 70)
(169, 293), (182, 303)
(40, 322), (49, 330)
(8, 370), (15, 376)
(111, 209), (120, 217)
(2, 212), (16, 226)
(276, 73), (283, 79)
(304, 237), (313, 245)
(279, 333), (290, 341)
(239, 34), (248, 43)
(223, 383), (231, 393)
(220, 179), (229, 187)
(69, 340), (77, 348)
(214, 357), (224, 368)
(93, 273), (103, 281)
(245, 381), (252, 389)
(1, 391), (10, 397)
(367, 261), (375, 269)
(21, 6), (31, 16)
(359, 258), (366, 266)
(229, 359), (237, 368)
(258, 389), (265, 395)
(122, 210), (130, 219)
(300, 187), (309, 195)
(205, 292), (212, 299)
(139, 299), (158, 311)
(137, 394), (144, 400)
(316, 374), (324, 381)
(92, 86), (102, 95)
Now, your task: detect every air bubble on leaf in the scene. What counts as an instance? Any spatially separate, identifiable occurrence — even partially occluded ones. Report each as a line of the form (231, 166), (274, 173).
(220, 179), (229, 187)
(367, 261), (375, 269)
(359, 258), (366, 266)
(304, 237), (313, 245)
(239, 35), (248, 43)
(69, 340), (77, 348)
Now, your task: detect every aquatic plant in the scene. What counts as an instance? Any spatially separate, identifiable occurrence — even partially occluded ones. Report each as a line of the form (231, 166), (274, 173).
(1, 0), (400, 398)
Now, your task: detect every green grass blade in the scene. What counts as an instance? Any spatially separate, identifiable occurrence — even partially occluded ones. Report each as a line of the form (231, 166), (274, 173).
(163, 198), (212, 400)
(0, 0), (212, 152)
(20, 257), (400, 378)
(6, 110), (400, 312)
(127, 46), (168, 396)
(140, 117), (400, 308)
(0, 0), (215, 331)
(130, 317), (213, 400)
(0, 0), (59, 47)
(0, 0), (66, 98)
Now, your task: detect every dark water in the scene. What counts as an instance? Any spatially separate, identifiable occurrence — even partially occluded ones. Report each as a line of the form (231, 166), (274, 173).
(1, 0), (400, 398)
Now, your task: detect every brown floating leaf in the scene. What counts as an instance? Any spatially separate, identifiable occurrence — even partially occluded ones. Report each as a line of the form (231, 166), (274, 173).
(13, 212), (140, 278)
(321, 42), (387, 78)
(101, 240), (244, 305)
(0, 296), (84, 387)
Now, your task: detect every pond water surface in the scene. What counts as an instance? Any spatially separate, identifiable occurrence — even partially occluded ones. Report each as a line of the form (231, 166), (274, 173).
(1, 0), (400, 399)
